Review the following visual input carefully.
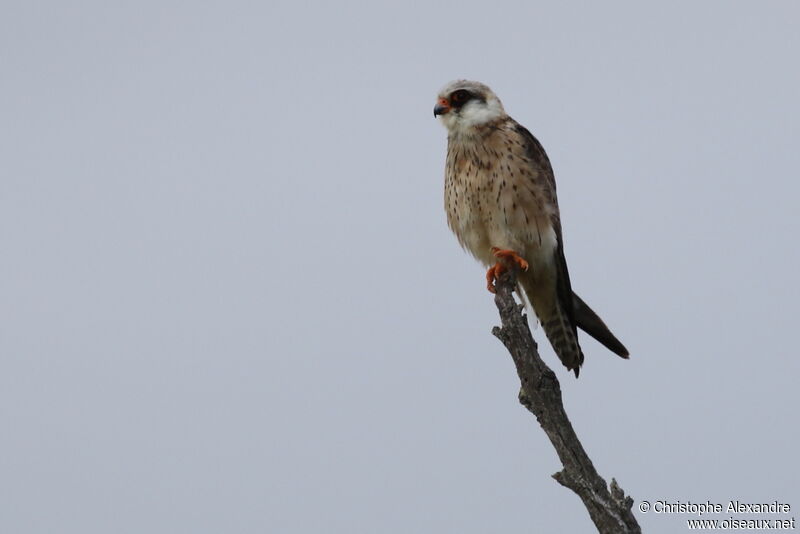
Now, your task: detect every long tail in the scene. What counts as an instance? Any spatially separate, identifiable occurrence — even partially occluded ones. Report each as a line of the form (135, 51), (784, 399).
(571, 292), (629, 358)
(520, 275), (584, 377)
(540, 300), (585, 377)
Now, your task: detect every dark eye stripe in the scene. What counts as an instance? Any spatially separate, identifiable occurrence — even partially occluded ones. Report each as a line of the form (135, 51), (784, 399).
(449, 89), (485, 110)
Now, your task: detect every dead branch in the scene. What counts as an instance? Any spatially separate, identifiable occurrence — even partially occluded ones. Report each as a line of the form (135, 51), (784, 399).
(490, 268), (641, 534)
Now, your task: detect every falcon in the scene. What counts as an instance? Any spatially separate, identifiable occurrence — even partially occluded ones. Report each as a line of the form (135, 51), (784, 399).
(434, 80), (629, 376)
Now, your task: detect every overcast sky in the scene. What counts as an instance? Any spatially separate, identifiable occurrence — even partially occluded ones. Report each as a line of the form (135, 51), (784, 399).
(2, 1), (799, 533)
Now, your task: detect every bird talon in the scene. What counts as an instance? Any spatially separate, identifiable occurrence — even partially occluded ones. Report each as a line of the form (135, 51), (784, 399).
(485, 263), (505, 293)
(490, 247), (529, 271)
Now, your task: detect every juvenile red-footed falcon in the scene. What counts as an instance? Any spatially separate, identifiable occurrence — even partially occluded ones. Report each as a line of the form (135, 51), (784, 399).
(434, 80), (629, 377)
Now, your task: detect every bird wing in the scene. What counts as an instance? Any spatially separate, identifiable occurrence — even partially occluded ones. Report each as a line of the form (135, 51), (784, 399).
(511, 122), (578, 328)
(512, 122), (629, 363)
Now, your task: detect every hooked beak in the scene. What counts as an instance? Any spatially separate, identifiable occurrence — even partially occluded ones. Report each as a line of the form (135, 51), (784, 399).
(433, 98), (450, 117)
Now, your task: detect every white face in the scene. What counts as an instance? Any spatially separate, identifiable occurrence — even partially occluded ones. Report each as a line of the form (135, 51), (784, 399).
(435, 81), (505, 134)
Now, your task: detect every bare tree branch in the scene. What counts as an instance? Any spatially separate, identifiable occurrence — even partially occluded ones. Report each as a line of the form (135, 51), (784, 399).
(490, 268), (641, 534)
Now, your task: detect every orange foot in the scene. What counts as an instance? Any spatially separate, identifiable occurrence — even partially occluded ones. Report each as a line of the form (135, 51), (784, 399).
(485, 263), (506, 293)
(485, 247), (530, 293)
(491, 247), (530, 271)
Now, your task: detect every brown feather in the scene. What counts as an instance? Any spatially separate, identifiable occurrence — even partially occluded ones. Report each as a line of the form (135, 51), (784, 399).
(441, 90), (627, 376)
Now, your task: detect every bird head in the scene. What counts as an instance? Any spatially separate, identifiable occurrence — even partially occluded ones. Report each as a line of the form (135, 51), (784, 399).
(434, 80), (506, 134)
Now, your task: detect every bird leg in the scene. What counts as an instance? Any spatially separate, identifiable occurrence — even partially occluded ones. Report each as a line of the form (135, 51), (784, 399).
(491, 247), (530, 270)
(485, 247), (530, 293)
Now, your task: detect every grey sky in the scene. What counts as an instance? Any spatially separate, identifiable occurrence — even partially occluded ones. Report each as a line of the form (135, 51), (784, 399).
(2, 1), (798, 533)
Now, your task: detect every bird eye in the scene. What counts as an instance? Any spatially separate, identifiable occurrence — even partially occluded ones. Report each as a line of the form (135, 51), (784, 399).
(451, 90), (469, 103)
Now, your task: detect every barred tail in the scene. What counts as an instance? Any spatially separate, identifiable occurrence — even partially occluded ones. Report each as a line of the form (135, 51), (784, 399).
(520, 274), (584, 377)
(540, 301), (585, 377)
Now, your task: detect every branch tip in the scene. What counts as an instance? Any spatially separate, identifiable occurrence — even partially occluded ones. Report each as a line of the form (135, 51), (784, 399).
(489, 265), (640, 533)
